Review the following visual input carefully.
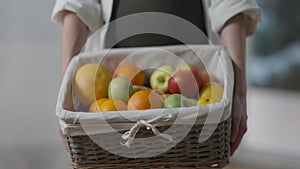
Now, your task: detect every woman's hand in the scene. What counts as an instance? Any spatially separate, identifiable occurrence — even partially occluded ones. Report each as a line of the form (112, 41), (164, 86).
(230, 94), (247, 156)
(59, 127), (70, 152)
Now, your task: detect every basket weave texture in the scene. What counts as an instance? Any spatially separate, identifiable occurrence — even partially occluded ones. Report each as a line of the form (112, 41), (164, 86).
(68, 117), (231, 169)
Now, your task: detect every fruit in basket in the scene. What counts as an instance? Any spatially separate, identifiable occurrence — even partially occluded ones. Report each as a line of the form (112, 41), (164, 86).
(198, 96), (220, 106)
(201, 71), (213, 84)
(89, 98), (109, 112)
(197, 82), (224, 106)
(150, 65), (175, 92)
(199, 82), (224, 98)
(74, 64), (112, 106)
(99, 99), (127, 111)
(164, 94), (181, 108)
(168, 70), (199, 99)
(176, 63), (206, 90)
(132, 85), (151, 94)
(162, 93), (171, 100)
(153, 89), (166, 96)
(113, 64), (145, 85)
(108, 77), (133, 103)
(164, 94), (197, 108)
(127, 90), (164, 110)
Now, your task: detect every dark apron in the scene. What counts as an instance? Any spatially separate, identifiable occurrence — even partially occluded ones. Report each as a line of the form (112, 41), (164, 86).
(105, 0), (208, 48)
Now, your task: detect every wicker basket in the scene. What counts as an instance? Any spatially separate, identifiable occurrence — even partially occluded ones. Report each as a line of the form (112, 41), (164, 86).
(68, 118), (231, 169)
(57, 45), (234, 169)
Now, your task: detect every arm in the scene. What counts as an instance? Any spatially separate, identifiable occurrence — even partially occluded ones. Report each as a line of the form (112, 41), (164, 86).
(60, 11), (89, 78)
(59, 11), (89, 151)
(51, 0), (102, 151)
(220, 14), (247, 156)
(51, 0), (102, 77)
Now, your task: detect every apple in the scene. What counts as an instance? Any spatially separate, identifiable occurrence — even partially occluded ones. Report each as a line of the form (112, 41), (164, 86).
(176, 63), (206, 90)
(108, 77), (133, 103)
(164, 94), (181, 108)
(164, 94), (197, 108)
(150, 65), (175, 92)
(197, 96), (222, 106)
(168, 70), (199, 99)
(201, 71), (213, 84)
(197, 82), (224, 106)
(182, 96), (198, 107)
(199, 82), (223, 98)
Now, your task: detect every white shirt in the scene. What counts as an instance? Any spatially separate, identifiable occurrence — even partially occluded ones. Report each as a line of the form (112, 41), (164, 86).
(51, 0), (262, 51)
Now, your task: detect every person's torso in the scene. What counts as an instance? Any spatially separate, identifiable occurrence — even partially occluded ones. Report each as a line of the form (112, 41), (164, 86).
(105, 0), (208, 48)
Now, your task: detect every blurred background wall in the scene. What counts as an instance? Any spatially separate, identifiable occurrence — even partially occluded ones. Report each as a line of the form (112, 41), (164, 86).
(0, 1), (69, 169)
(248, 0), (300, 91)
(0, 0), (299, 169)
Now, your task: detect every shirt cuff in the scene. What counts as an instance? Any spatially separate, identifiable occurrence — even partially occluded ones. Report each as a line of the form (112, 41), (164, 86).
(51, 0), (102, 35)
(208, 0), (263, 38)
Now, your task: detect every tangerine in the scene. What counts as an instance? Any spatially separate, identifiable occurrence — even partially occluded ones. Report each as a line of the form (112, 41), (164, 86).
(113, 64), (145, 85)
(89, 98), (109, 112)
(127, 90), (164, 110)
(99, 99), (127, 112)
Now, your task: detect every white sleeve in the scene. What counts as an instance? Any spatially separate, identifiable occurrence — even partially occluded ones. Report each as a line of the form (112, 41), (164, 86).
(51, 0), (102, 35)
(208, 0), (262, 37)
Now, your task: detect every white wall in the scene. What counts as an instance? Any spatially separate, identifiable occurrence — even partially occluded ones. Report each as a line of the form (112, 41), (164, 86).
(0, 1), (70, 168)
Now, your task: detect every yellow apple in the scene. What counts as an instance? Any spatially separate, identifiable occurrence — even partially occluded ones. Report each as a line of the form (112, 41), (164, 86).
(197, 82), (223, 106)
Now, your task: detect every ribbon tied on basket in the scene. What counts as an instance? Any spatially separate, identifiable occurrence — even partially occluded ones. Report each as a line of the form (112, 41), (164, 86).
(121, 113), (174, 148)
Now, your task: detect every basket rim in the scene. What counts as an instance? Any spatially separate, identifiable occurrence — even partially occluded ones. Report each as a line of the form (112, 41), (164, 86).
(56, 44), (234, 137)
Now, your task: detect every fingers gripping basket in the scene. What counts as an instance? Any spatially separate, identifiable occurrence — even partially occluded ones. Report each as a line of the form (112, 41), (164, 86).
(56, 45), (234, 168)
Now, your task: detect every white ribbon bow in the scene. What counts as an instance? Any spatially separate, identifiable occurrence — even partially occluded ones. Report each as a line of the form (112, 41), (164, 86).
(121, 113), (174, 148)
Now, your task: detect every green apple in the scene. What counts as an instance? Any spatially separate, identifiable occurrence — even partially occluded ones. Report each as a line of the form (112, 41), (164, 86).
(108, 77), (133, 103)
(164, 94), (197, 108)
(150, 65), (175, 92)
(182, 97), (198, 107)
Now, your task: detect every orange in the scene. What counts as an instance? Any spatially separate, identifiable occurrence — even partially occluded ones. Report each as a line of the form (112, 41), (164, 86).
(89, 98), (109, 112)
(162, 93), (171, 100)
(99, 99), (127, 112)
(127, 90), (164, 110)
(113, 64), (145, 85)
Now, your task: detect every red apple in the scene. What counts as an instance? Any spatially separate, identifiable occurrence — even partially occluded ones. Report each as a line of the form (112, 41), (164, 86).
(201, 71), (213, 84)
(176, 63), (206, 90)
(168, 70), (199, 99)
